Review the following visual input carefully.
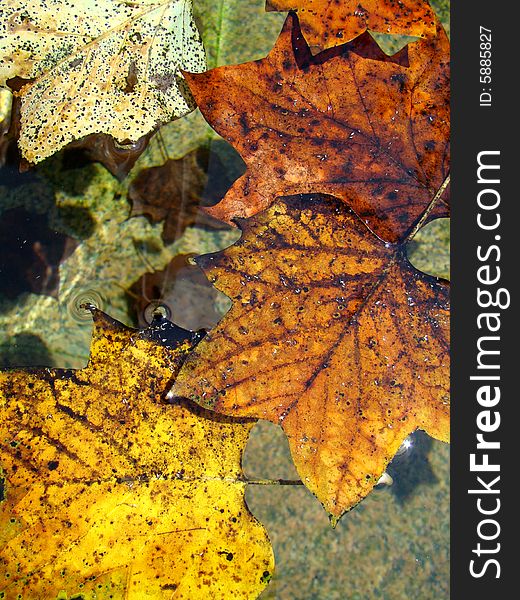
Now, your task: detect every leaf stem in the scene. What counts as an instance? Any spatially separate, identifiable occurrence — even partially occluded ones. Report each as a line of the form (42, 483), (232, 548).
(241, 477), (304, 486)
(405, 173), (450, 243)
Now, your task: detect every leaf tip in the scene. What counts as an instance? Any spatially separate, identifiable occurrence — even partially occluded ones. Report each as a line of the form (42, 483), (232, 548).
(328, 513), (340, 529)
(79, 301), (97, 316)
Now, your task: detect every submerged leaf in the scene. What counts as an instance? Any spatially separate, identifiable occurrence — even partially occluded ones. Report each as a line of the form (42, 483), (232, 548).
(129, 253), (227, 330)
(0, 309), (273, 598)
(185, 13), (449, 243)
(170, 194), (450, 518)
(129, 152), (207, 243)
(0, 0), (206, 163)
(265, 0), (436, 51)
(128, 149), (229, 243)
(0, 207), (78, 299)
(65, 131), (155, 181)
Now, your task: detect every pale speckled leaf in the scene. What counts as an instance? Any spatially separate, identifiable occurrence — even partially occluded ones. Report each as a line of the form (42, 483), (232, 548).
(134, 0), (286, 168)
(0, 90), (11, 125)
(0, 0), (206, 163)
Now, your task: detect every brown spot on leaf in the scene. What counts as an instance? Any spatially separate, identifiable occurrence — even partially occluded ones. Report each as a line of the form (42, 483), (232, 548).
(123, 61), (139, 94)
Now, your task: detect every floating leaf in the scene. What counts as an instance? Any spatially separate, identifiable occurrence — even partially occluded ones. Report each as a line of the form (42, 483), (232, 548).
(170, 194), (449, 518)
(0, 0), (206, 163)
(184, 14), (449, 243)
(265, 0), (436, 51)
(0, 309), (273, 598)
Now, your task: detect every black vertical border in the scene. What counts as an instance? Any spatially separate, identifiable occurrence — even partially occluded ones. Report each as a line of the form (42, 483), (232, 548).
(451, 0), (516, 596)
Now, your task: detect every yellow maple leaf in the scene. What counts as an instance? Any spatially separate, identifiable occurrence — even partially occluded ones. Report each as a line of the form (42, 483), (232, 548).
(0, 0), (206, 163)
(0, 309), (273, 599)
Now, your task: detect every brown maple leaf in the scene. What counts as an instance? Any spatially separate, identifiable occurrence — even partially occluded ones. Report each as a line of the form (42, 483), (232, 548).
(170, 193), (449, 519)
(184, 14), (449, 243)
(266, 0), (436, 52)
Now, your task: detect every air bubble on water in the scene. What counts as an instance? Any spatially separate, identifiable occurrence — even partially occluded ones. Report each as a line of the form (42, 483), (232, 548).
(143, 301), (172, 325)
(396, 435), (414, 456)
(68, 289), (106, 322)
(376, 472), (393, 487)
